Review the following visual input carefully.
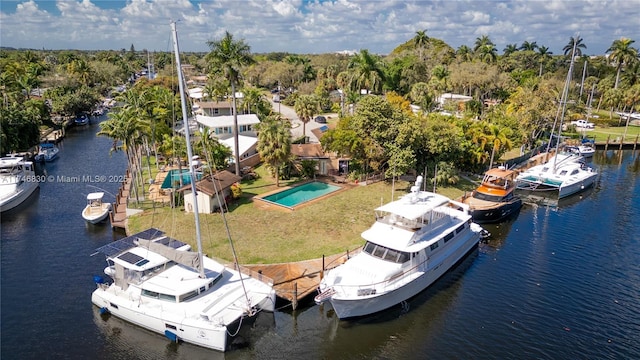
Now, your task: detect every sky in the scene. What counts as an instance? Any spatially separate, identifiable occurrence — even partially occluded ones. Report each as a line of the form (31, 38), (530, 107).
(1, 0), (639, 55)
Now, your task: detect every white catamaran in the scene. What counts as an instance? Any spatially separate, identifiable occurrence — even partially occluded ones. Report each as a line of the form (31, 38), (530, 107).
(91, 22), (276, 352)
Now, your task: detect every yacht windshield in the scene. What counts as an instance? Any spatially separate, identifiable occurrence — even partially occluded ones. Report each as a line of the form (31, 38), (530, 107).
(363, 241), (410, 264)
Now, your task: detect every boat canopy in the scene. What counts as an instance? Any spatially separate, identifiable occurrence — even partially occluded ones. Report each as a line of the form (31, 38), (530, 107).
(375, 192), (450, 220)
(87, 192), (104, 200)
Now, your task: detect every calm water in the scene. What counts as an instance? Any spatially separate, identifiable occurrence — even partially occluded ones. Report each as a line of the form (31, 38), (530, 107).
(2, 121), (639, 359)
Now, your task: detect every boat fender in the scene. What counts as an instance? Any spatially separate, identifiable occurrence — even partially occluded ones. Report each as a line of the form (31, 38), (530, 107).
(99, 307), (110, 315)
(164, 330), (179, 343)
(93, 275), (105, 284)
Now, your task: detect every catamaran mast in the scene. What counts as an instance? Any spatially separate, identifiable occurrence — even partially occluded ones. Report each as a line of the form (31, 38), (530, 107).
(551, 40), (578, 170)
(171, 21), (205, 278)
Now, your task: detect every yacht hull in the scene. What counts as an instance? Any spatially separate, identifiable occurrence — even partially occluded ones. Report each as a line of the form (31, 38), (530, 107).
(469, 198), (522, 224)
(0, 181), (39, 212)
(326, 233), (479, 319)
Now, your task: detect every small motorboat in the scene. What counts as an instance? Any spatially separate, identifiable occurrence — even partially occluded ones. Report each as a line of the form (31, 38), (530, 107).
(75, 114), (90, 126)
(34, 143), (59, 162)
(82, 192), (111, 224)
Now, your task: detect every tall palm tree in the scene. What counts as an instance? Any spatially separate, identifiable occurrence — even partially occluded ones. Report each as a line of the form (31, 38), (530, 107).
(347, 49), (385, 94)
(256, 116), (291, 187)
(564, 35), (587, 57)
(206, 31), (255, 176)
(294, 95), (319, 142)
(537, 46), (553, 77)
(606, 37), (639, 89)
(413, 29), (429, 60)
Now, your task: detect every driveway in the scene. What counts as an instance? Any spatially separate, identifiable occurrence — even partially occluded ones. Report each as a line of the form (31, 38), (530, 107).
(269, 99), (329, 143)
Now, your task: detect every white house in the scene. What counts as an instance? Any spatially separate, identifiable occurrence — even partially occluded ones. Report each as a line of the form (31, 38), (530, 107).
(195, 114), (260, 139)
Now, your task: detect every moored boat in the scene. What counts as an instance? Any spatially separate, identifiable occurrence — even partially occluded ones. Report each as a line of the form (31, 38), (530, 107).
(82, 192), (111, 224)
(34, 143), (59, 162)
(90, 22), (276, 352)
(75, 114), (90, 126)
(0, 156), (39, 212)
(462, 166), (522, 223)
(516, 152), (597, 199)
(315, 176), (485, 319)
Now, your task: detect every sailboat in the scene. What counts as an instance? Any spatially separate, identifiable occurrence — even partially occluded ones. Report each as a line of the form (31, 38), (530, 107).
(516, 41), (598, 199)
(91, 21), (276, 352)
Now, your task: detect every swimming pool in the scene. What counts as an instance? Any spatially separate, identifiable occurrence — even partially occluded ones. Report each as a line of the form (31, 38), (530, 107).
(260, 181), (341, 209)
(160, 169), (202, 189)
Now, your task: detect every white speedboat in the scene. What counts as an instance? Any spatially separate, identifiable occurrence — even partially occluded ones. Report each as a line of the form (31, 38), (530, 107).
(0, 156), (39, 212)
(315, 176), (484, 319)
(566, 144), (595, 158)
(516, 152), (597, 198)
(82, 192), (111, 224)
(91, 22), (276, 352)
(35, 143), (59, 162)
(75, 114), (90, 126)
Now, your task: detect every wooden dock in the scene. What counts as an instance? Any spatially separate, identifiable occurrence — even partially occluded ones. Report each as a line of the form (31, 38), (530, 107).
(244, 248), (361, 309)
(109, 170), (132, 231)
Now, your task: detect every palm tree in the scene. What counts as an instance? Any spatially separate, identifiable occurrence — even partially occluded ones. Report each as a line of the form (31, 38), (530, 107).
(606, 37), (639, 89)
(520, 41), (538, 51)
(256, 115), (291, 187)
(456, 45), (473, 62)
(206, 31), (255, 176)
(564, 35), (587, 57)
(477, 44), (498, 63)
(294, 95), (319, 142)
(473, 35), (494, 52)
(503, 44), (519, 56)
(413, 29), (429, 60)
(347, 49), (385, 94)
(537, 46), (553, 77)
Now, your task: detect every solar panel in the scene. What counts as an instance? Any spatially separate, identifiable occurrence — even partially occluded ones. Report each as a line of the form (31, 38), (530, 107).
(118, 251), (144, 265)
(93, 228), (165, 257)
(92, 228), (191, 257)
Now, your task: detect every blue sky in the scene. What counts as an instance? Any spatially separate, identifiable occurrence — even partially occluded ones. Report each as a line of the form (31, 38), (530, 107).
(1, 0), (639, 55)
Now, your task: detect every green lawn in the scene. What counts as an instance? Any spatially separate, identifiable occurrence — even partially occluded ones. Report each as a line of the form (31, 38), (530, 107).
(127, 165), (475, 264)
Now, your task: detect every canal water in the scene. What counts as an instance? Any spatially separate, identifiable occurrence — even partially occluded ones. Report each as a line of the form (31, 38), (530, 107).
(1, 120), (639, 359)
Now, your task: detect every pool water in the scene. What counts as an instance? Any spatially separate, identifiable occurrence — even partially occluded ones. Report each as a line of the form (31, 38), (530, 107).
(261, 181), (341, 208)
(160, 169), (202, 189)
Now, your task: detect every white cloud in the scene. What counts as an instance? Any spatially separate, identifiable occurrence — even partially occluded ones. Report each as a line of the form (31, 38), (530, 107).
(0, 0), (638, 55)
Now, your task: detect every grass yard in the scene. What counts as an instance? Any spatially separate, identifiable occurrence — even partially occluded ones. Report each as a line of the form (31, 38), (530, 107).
(128, 165), (475, 264)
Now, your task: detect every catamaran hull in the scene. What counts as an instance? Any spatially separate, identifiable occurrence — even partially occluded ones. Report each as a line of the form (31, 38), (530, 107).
(92, 289), (229, 351)
(558, 174), (597, 198)
(326, 235), (479, 319)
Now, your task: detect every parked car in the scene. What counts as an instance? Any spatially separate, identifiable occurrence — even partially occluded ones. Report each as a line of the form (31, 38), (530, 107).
(570, 119), (595, 129)
(314, 115), (327, 123)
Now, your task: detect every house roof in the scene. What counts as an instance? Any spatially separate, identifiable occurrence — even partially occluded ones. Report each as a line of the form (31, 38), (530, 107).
(196, 114), (261, 128)
(194, 101), (232, 109)
(219, 135), (258, 158)
(310, 123), (334, 140)
(291, 143), (327, 158)
(177, 170), (241, 196)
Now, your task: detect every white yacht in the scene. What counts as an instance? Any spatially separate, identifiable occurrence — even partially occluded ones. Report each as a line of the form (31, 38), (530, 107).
(82, 192), (111, 224)
(315, 176), (485, 319)
(0, 156), (39, 212)
(516, 152), (597, 198)
(91, 22), (276, 352)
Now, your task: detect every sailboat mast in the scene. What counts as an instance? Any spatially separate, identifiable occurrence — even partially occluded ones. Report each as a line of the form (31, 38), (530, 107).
(552, 40), (578, 169)
(171, 21), (205, 278)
